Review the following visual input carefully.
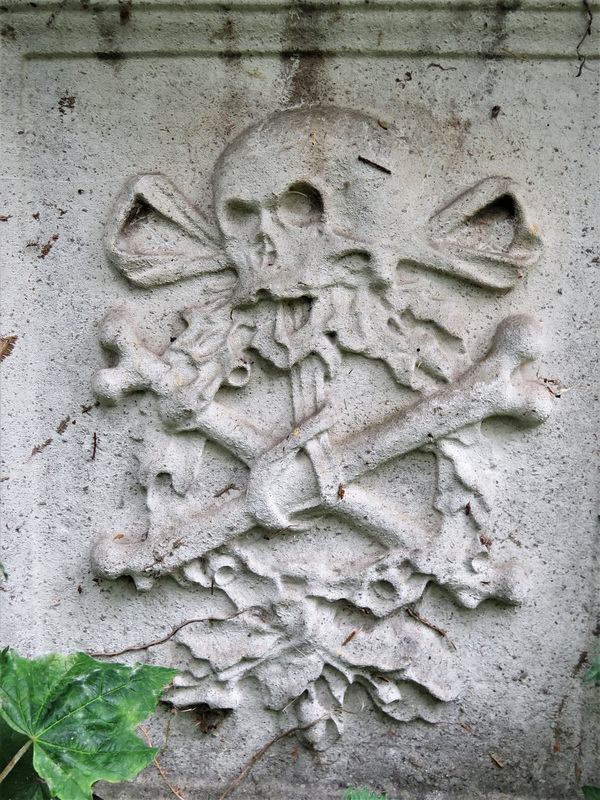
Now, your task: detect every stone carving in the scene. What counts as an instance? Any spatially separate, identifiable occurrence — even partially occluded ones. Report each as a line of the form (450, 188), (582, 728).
(92, 107), (552, 749)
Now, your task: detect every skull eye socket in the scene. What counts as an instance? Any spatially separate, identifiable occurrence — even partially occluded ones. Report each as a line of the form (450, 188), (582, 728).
(222, 199), (260, 235)
(277, 182), (323, 228)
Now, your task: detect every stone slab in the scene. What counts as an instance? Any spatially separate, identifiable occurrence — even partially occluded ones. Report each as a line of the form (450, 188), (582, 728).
(0, 2), (598, 799)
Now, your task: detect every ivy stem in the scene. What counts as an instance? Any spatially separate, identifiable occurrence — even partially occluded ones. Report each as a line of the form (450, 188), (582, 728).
(0, 739), (33, 783)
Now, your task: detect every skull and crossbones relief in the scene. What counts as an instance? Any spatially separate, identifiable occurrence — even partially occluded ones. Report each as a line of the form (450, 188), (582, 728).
(92, 107), (552, 747)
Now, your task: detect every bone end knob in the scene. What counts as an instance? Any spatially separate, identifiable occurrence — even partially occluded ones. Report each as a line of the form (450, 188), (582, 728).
(489, 314), (543, 370)
(91, 532), (155, 591)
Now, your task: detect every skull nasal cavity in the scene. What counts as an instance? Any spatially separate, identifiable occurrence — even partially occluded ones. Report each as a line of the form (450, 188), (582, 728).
(277, 182), (324, 228)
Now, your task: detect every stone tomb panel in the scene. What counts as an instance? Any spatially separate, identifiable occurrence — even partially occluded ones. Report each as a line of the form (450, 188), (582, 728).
(1, 4), (598, 799)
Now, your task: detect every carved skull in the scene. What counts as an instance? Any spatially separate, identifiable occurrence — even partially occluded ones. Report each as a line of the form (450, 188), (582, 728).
(212, 107), (401, 302)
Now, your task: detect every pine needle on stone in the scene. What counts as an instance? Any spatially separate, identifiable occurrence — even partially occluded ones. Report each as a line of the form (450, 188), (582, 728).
(0, 335), (17, 362)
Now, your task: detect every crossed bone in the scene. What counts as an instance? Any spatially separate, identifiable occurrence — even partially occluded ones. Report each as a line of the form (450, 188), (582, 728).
(92, 310), (552, 584)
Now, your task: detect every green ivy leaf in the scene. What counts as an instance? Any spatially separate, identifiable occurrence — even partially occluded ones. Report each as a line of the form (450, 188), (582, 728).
(0, 648), (178, 800)
(582, 787), (600, 799)
(344, 787), (390, 800)
(583, 653), (600, 683)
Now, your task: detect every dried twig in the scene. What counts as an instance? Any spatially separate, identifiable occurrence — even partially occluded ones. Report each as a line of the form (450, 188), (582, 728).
(87, 608), (253, 657)
(46, 0), (67, 27)
(371, 673), (390, 683)
(342, 630), (357, 646)
(264, 523), (298, 540)
(500, 47), (530, 62)
(434, 720), (472, 733)
(0, 335), (17, 363)
(576, 0), (593, 76)
(490, 753), (504, 768)
(357, 155), (391, 175)
(406, 607), (456, 650)
(138, 726), (188, 800)
(290, 644), (311, 658)
(214, 483), (237, 498)
(0, 740), (32, 783)
(554, 695), (567, 752)
(217, 706), (355, 800)
(427, 62), (457, 71)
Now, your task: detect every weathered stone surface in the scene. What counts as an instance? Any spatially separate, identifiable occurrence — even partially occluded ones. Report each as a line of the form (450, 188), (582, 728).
(1, 2), (598, 799)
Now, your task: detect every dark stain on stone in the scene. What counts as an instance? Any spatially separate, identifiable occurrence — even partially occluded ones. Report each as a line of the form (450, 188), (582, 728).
(284, 53), (326, 107)
(91, 4), (125, 66)
(475, 0), (525, 93)
(220, 51), (243, 65)
(95, 51), (125, 61)
(211, 17), (236, 41)
(281, 1), (328, 107)
(489, 0), (522, 53)
(214, 46), (244, 140)
(119, 1), (132, 25)
(1, 23), (16, 39)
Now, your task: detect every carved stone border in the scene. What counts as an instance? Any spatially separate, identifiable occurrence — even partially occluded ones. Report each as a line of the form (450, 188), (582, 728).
(1, 0), (598, 62)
